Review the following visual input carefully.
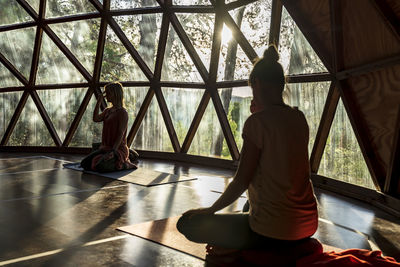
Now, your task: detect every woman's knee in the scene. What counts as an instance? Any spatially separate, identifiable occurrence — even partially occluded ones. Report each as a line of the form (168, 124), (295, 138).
(80, 150), (103, 171)
(176, 214), (190, 235)
(176, 213), (205, 241)
(80, 158), (91, 170)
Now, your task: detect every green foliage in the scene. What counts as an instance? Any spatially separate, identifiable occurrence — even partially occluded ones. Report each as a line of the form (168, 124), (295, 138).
(221, 104), (239, 159)
(318, 101), (374, 189)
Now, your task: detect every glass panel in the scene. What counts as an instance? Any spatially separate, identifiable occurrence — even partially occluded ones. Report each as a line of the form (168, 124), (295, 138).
(173, 0), (210, 4)
(111, 0), (159, 9)
(161, 23), (203, 82)
(0, 63), (23, 88)
(319, 99), (375, 189)
(46, 0), (97, 18)
(24, 0), (40, 13)
(37, 88), (87, 142)
(123, 87), (148, 137)
(36, 32), (86, 84)
(132, 96), (173, 152)
(176, 13), (214, 71)
(188, 100), (232, 160)
(279, 7), (327, 75)
(217, 29), (252, 81)
(49, 19), (100, 75)
(284, 82), (331, 154)
(172, 0), (211, 6)
(70, 94), (102, 147)
(228, 0), (272, 57)
(114, 14), (162, 72)
(0, 27), (36, 79)
(101, 25), (147, 82)
(218, 86), (252, 152)
(0, 1), (32, 26)
(0, 91), (23, 139)
(8, 96), (54, 146)
(218, 82), (330, 157)
(162, 87), (204, 145)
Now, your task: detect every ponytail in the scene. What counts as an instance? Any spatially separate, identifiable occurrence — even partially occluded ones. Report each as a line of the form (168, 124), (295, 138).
(249, 44), (285, 92)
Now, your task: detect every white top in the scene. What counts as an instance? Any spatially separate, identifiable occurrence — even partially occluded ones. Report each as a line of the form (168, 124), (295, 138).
(242, 105), (318, 240)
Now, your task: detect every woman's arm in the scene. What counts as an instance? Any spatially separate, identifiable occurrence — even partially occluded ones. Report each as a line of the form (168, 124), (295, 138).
(184, 137), (261, 216)
(93, 94), (106, 122)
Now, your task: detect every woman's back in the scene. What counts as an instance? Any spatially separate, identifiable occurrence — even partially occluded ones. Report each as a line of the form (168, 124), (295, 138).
(101, 107), (128, 149)
(243, 105), (318, 240)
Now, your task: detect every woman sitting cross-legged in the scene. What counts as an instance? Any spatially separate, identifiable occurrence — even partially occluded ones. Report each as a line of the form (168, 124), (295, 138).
(176, 45), (319, 264)
(80, 82), (138, 173)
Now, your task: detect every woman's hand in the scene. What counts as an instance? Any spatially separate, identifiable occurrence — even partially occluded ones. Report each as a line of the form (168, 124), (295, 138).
(93, 92), (106, 122)
(182, 207), (216, 218)
(250, 99), (264, 114)
(97, 92), (105, 103)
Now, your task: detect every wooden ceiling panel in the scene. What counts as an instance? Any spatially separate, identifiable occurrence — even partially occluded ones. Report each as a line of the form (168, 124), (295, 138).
(341, 0), (400, 69)
(347, 64), (400, 173)
(387, 0), (400, 21)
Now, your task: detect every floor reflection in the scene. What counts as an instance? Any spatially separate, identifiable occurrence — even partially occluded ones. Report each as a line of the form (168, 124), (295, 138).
(0, 155), (398, 266)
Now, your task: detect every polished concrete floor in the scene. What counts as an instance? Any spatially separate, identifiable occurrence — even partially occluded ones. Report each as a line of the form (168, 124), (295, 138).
(0, 153), (399, 266)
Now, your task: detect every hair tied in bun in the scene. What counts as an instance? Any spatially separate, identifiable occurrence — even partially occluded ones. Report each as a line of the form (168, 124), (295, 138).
(263, 45), (279, 62)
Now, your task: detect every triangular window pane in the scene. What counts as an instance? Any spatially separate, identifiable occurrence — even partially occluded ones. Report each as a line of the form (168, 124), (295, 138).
(101, 25), (147, 82)
(111, 0), (158, 9)
(318, 99), (374, 189)
(0, 91), (23, 139)
(161, 23), (203, 82)
(279, 7), (328, 75)
(1, 1), (33, 26)
(173, 0), (210, 4)
(70, 94), (102, 147)
(217, 28), (252, 81)
(0, 63), (23, 88)
(24, 0), (40, 13)
(228, 0), (271, 58)
(49, 19), (100, 75)
(188, 99), (232, 160)
(37, 88), (87, 142)
(284, 81), (331, 154)
(0, 27), (36, 79)
(114, 14), (162, 72)
(8, 95), (54, 146)
(37, 32), (86, 84)
(123, 87), (148, 135)
(132, 95), (173, 152)
(176, 13), (214, 71)
(46, 0), (98, 18)
(162, 87), (204, 145)
(218, 87), (252, 152)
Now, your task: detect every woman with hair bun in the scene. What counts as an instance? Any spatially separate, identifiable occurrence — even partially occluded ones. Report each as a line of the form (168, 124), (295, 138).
(80, 82), (138, 172)
(177, 45), (318, 258)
